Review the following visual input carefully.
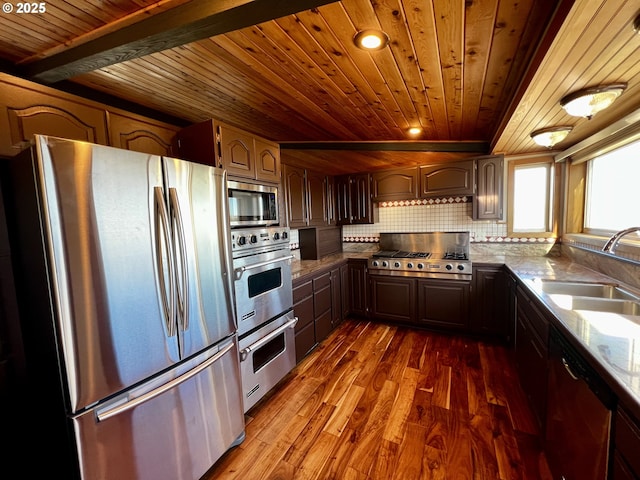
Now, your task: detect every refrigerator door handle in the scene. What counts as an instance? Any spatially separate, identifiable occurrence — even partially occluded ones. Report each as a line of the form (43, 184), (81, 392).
(169, 187), (189, 332)
(96, 340), (235, 422)
(154, 186), (176, 336)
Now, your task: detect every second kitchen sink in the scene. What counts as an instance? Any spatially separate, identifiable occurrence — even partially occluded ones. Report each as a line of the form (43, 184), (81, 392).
(540, 280), (639, 301)
(557, 296), (640, 316)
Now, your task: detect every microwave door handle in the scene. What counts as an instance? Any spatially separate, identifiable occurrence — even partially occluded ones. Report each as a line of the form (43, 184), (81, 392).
(239, 317), (298, 361)
(96, 340), (235, 422)
(234, 255), (295, 280)
(169, 187), (189, 332)
(154, 187), (176, 337)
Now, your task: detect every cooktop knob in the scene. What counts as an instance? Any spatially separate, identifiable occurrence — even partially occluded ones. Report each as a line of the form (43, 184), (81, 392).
(282, 231), (288, 239)
(382, 261), (389, 267)
(445, 264), (453, 270)
(417, 263), (424, 269)
(237, 236), (247, 246)
(457, 264), (465, 271)
(372, 260), (379, 267)
(250, 234), (257, 244)
(407, 262), (414, 268)
(393, 261), (401, 268)
(273, 232), (280, 240)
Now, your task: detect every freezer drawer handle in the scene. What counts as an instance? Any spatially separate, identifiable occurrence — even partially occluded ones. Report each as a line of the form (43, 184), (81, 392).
(234, 255), (295, 280)
(240, 317), (298, 361)
(96, 341), (235, 422)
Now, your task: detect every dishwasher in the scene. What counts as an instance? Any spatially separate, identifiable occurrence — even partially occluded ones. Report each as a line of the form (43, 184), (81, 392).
(545, 327), (616, 480)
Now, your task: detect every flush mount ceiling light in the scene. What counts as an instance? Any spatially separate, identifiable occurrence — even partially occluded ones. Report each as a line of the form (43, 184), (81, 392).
(354, 29), (390, 50)
(530, 126), (573, 148)
(407, 127), (422, 136)
(560, 84), (627, 119)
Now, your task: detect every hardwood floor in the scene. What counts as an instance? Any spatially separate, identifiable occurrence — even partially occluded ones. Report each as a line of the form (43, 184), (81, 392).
(205, 319), (552, 480)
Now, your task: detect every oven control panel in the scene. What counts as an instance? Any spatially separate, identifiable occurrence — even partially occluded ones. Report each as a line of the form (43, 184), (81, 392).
(231, 226), (290, 255)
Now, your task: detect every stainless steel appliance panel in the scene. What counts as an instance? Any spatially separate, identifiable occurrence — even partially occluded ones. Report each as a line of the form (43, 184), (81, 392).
(164, 158), (236, 357)
(227, 180), (279, 227)
(239, 310), (297, 412)
(37, 137), (180, 412)
(233, 248), (294, 336)
(73, 338), (244, 480)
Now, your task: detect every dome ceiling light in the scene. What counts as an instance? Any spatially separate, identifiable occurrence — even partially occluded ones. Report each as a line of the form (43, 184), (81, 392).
(353, 29), (390, 51)
(530, 126), (573, 148)
(560, 84), (627, 119)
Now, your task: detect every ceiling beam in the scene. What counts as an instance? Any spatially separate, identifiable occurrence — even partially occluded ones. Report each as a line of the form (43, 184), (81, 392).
(280, 141), (490, 153)
(21, 0), (337, 84)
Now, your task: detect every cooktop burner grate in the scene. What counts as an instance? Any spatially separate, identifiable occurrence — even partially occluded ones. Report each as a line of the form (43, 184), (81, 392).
(372, 250), (431, 259)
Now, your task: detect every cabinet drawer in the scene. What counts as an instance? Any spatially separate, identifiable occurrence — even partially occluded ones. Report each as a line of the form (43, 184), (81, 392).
(616, 408), (640, 476)
(293, 279), (313, 304)
(295, 321), (316, 363)
(313, 271), (331, 290)
(293, 293), (314, 330)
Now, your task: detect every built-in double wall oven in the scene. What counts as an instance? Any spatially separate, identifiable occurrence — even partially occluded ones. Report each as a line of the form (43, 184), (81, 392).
(230, 223), (297, 412)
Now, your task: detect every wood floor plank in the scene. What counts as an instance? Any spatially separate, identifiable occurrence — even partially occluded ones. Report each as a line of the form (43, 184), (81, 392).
(203, 319), (551, 480)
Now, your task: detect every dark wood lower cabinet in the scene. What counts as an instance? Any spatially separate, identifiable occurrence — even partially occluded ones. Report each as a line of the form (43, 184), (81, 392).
(614, 407), (640, 479)
(347, 259), (368, 317)
(416, 278), (470, 330)
(369, 275), (416, 324)
(313, 271), (333, 343)
(293, 278), (315, 363)
(470, 265), (509, 341)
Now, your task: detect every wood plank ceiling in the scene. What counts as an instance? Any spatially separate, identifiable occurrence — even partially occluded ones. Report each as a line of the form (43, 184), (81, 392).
(0, 0), (639, 174)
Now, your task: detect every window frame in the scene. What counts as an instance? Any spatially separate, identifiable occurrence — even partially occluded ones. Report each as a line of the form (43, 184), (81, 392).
(507, 156), (558, 238)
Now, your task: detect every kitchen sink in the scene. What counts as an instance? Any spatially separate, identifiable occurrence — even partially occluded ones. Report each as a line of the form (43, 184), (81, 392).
(566, 297), (640, 316)
(540, 280), (639, 301)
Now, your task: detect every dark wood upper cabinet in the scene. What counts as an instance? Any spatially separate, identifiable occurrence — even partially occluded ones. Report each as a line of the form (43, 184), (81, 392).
(473, 155), (504, 220)
(283, 163), (307, 228)
(419, 160), (475, 197)
(306, 169), (328, 227)
(336, 173), (377, 225)
(372, 167), (419, 202)
(108, 112), (178, 156)
(174, 119), (281, 182)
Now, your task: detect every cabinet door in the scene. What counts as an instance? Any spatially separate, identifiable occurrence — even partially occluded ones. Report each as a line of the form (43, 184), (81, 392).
(108, 112), (178, 156)
(514, 303), (548, 428)
(218, 123), (255, 179)
(283, 164), (307, 228)
(348, 260), (368, 317)
(331, 267), (343, 329)
(350, 173), (375, 224)
(419, 160), (475, 197)
(335, 175), (351, 225)
(470, 265), (508, 340)
(314, 272), (332, 343)
(473, 155), (504, 220)
(306, 170), (328, 227)
(254, 138), (281, 183)
(369, 275), (416, 323)
(293, 279), (315, 363)
(340, 263), (350, 318)
(0, 79), (108, 156)
(173, 119), (218, 167)
(372, 167), (419, 201)
(325, 176), (336, 226)
(417, 279), (470, 329)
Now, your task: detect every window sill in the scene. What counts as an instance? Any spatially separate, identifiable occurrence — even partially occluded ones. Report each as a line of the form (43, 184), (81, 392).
(563, 233), (640, 264)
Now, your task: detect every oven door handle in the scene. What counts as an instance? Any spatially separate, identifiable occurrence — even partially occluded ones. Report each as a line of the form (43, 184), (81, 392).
(234, 255), (295, 280)
(240, 317), (298, 362)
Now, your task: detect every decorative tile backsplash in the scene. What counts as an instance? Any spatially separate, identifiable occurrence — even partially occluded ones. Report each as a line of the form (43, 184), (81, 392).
(343, 200), (514, 242)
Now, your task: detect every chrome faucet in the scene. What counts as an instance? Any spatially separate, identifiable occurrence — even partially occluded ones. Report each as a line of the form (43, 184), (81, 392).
(602, 227), (640, 254)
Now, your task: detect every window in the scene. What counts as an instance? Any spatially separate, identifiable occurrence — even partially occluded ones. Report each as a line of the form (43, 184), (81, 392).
(584, 138), (640, 233)
(508, 157), (555, 237)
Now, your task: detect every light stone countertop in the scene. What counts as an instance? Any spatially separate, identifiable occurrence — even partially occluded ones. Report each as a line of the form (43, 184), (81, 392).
(291, 249), (640, 419)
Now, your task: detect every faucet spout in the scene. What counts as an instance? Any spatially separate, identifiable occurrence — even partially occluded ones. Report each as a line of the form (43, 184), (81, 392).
(602, 227), (640, 254)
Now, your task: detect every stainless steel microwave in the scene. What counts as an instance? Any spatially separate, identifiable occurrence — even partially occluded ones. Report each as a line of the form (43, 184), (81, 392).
(227, 180), (279, 227)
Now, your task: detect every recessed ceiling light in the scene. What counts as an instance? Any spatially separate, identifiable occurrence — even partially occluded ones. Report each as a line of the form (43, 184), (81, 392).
(407, 127), (422, 136)
(354, 30), (390, 51)
(560, 84), (627, 119)
(530, 126), (573, 147)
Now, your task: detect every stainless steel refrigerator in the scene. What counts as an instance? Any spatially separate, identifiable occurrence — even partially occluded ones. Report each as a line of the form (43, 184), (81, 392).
(7, 135), (244, 479)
